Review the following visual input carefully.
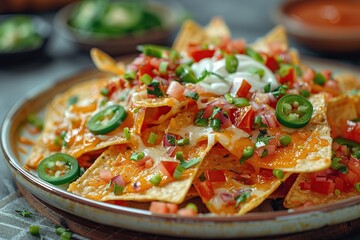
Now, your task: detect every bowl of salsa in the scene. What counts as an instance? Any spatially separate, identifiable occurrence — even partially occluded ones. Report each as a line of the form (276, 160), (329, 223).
(274, 0), (360, 53)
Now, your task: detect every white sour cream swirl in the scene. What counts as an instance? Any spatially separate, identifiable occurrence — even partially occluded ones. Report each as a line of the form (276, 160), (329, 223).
(191, 54), (279, 96)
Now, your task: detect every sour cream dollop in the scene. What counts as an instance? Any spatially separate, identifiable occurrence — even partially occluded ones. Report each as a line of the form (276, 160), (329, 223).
(191, 54), (279, 96)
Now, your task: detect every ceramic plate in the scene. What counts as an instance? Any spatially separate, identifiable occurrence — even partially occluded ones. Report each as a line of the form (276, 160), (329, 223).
(2, 57), (360, 239)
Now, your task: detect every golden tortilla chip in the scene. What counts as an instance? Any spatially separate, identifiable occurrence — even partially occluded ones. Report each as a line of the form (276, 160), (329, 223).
(252, 25), (288, 54)
(172, 20), (209, 52)
(204, 17), (231, 39)
(327, 95), (358, 138)
(193, 145), (291, 214)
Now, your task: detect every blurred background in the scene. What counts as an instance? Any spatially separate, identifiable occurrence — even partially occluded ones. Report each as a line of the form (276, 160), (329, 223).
(1, 0), (360, 239)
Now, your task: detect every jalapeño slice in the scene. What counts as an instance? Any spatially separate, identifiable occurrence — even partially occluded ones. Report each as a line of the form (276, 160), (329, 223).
(87, 105), (127, 135)
(37, 153), (79, 185)
(275, 94), (313, 128)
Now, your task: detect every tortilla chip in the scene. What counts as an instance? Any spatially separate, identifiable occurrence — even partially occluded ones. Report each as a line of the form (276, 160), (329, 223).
(193, 145), (290, 214)
(204, 17), (231, 39)
(284, 172), (360, 208)
(26, 79), (108, 168)
(252, 25), (288, 54)
(335, 72), (360, 94)
(326, 95), (358, 138)
(218, 94), (332, 173)
(172, 20), (209, 52)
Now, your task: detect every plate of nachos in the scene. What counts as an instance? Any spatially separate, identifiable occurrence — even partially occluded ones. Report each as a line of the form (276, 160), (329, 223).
(2, 18), (360, 238)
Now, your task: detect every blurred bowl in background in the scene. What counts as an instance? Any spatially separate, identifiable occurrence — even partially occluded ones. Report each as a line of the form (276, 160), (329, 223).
(274, 0), (360, 54)
(54, 0), (185, 56)
(0, 14), (51, 64)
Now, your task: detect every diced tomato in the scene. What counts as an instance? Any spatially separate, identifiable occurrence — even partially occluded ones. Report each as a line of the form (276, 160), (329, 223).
(230, 39), (246, 53)
(279, 68), (296, 85)
(194, 180), (214, 200)
(300, 181), (311, 190)
(236, 79), (252, 98)
(205, 170), (226, 182)
(348, 157), (360, 176)
(258, 168), (274, 182)
(177, 208), (197, 216)
(265, 56), (279, 72)
(113, 200), (127, 206)
(310, 181), (335, 195)
(339, 170), (360, 186)
(158, 161), (179, 177)
(232, 106), (255, 133)
(99, 169), (112, 183)
(334, 177), (345, 192)
(138, 63), (155, 78)
(149, 201), (178, 214)
(342, 122), (360, 144)
(166, 81), (185, 100)
(188, 44), (215, 62)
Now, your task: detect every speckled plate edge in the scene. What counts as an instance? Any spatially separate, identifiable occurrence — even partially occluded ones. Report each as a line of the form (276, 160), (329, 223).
(2, 58), (360, 239)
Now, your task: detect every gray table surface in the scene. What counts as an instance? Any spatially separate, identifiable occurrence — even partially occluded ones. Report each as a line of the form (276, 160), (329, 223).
(1, 1), (360, 239)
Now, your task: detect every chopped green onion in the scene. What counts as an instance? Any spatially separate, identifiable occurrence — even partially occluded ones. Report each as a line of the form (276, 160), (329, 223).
(175, 64), (198, 83)
(29, 225), (40, 235)
(240, 146), (254, 164)
(235, 191), (250, 208)
(130, 152), (145, 161)
(149, 173), (162, 186)
(166, 134), (176, 146)
(331, 157), (348, 173)
(173, 165), (185, 179)
(355, 182), (360, 192)
(55, 226), (67, 235)
(253, 116), (264, 129)
(15, 209), (33, 218)
(185, 203), (198, 213)
(353, 151), (360, 159)
(335, 189), (341, 196)
(233, 98), (250, 108)
(279, 135), (292, 147)
(147, 132), (157, 145)
(124, 70), (136, 80)
(100, 87), (110, 96)
(140, 73), (153, 85)
(138, 44), (169, 58)
(247, 67), (265, 78)
(159, 61), (169, 74)
(180, 158), (201, 169)
(245, 47), (263, 63)
(224, 93), (234, 104)
(170, 50), (180, 61)
(313, 72), (326, 86)
(264, 83), (271, 93)
(300, 89), (310, 98)
(273, 169), (284, 179)
(185, 91), (199, 101)
(194, 118), (208, 127)
(60, 231), (72, 240)
(147, 80), (164, 97)
(176, 138), (190, 146)
(123, 127), (131, 140)
(225, 54), (238, 73)
(261, 149), (268, 158)
(27, 113), (43, 130)
(67, 95), (78, 106)
(176, 151), (184, 161)
(113, 182), (124, 195)
(210, 118), (221, 131)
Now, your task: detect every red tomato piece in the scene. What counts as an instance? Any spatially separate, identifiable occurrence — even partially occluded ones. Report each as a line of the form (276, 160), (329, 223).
(138, 63), (155, 78)
(149, 201), (178, 214)
(300, 181), (311, 190)
(232, 106), (255, 133)
(158, 161), (179, 178)
(205, 169), (226, 182)
(348, 157), (360, 177)
(279, 68), (296, 85)
(310, 181), (335, 195)
(342, 122), (360, 144)
(334, 177), (345, 192)
(265, 56), (279, 72)
(190, 49), (216, 62)
(339, 170), (360, 186)
(236, 79), (252, 98)
(194, 180), (214, 201)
